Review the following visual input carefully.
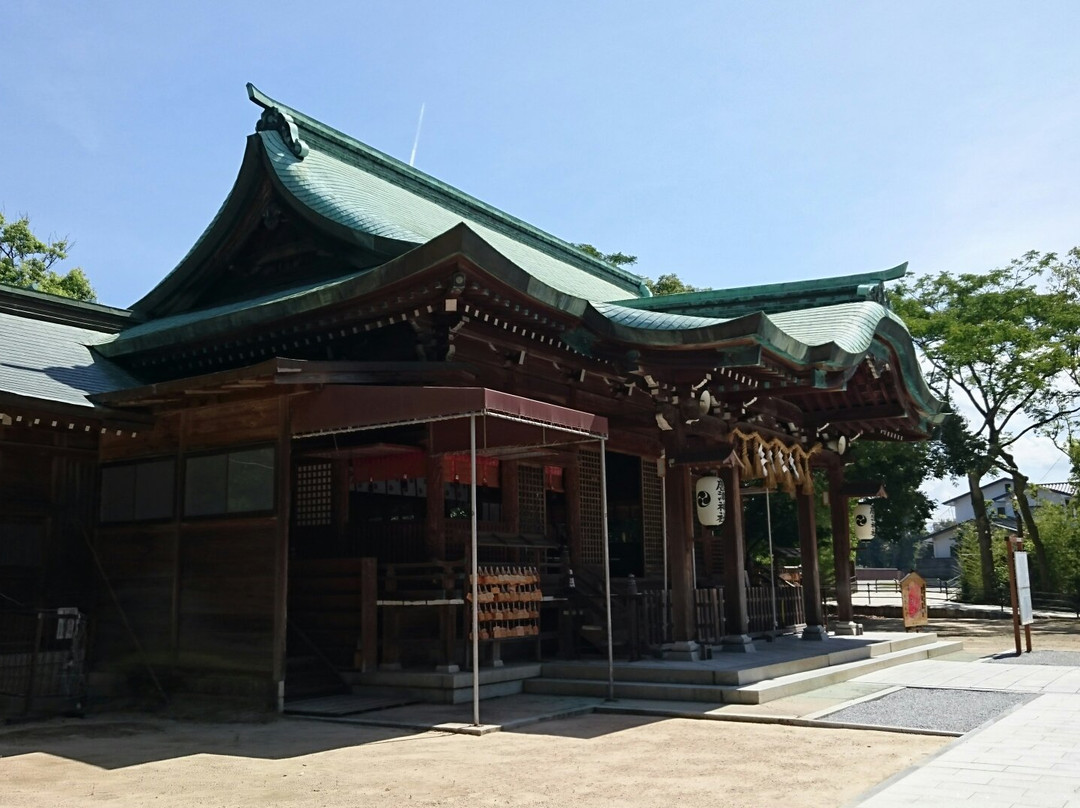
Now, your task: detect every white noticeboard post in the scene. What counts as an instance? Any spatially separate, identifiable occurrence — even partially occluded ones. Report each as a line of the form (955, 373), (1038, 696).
(1015, 551), (1034, 626)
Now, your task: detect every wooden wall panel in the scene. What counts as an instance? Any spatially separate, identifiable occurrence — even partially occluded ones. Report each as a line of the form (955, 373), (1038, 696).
(184, 398), (280, 450)
(91, 576), (174, 667)
(177, 518), (279, 674)
(99, 413), (181, 461)
(176, 614), (275, 673)
(95, 525), (175, 578)
(179, 519), (277, 578)
(0, 445), (51, 510)
(92, 524), (176, 667)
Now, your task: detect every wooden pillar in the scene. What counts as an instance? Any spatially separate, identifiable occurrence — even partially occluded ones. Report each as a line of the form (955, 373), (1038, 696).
(665, 465), (698, 655)
(720, 463), (755, 651)
(797, 488), (827, 640)
(502, 460), (521, 533)
(333, 458), (350, 555)
(564, 453), (582, 570)
(425, 451), (446, 560)
(356, 557), (378, 671)
(829, 466), (856, 634)
(272, 397), (293, 707)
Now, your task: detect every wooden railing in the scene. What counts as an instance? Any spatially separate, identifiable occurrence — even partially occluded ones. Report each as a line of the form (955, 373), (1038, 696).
(629, 584), (805, 656)
(748, 585), (805, 634)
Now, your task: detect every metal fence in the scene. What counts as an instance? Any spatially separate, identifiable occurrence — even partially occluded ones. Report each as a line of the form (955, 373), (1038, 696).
(0, 609), (87, 719)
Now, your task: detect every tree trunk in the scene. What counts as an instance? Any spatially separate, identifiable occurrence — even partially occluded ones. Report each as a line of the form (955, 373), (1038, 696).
(1010, 472), (1052, 589)
(967, 469), (995, 598)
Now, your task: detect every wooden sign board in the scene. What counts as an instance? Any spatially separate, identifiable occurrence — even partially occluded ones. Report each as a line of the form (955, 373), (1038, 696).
(900, 571), (928, 630)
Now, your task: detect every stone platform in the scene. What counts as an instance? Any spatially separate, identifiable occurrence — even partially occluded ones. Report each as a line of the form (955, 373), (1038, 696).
(524, 631), (961, 704)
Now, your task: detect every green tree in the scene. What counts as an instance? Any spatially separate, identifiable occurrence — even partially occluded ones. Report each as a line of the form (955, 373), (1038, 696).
(893, 251), (1080, 591)
(646, 274), (701, 296)
(573, 244), (708, 296)
(847, 440), (936, 570)
(0, 213), (95, 301)
(574, 243), (639, 269)
(1035, 498), (1080, 606)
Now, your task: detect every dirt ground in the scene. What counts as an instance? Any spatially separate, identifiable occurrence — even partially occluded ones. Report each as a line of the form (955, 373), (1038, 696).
(0, 714), (945, 808)
(0, 616), (1075, 808)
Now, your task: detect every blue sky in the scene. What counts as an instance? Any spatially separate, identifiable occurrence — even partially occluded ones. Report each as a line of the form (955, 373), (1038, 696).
(4, 1), (1078, 504)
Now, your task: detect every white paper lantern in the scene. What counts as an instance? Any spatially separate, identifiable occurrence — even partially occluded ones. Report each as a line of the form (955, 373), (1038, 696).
(695, 475), (726, 526)
(854, 502), (875, 541)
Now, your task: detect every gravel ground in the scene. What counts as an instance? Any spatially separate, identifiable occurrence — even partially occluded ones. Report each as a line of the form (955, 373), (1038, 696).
(986, 649), (1080, 666)
(823, 687), (1032, 733)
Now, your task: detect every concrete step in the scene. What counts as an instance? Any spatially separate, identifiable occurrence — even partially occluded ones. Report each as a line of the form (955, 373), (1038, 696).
(524, 639), (964, 705)
(728, 639), (963, 704)
(524, 676), (736, 702)
(540, 631), (947, 688)
(343, 663), (542, 705)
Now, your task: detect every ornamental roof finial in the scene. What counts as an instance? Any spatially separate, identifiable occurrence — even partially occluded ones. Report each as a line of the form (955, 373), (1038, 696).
(255, 106), (309, 159)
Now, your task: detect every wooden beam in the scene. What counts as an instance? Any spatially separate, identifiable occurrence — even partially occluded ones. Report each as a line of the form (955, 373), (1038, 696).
(840, 481), (888, 499)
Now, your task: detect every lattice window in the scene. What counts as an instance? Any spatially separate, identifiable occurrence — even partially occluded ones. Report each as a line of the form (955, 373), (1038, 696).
(641, 458), (664, 575)
(518, 464), (545, 535)
(294, 462), (332, 527)
(578, 449), (603, 565)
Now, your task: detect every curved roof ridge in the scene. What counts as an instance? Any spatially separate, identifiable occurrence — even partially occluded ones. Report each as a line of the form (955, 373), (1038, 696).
(611, 263), (908, 316)
(247, 83), (650, 299)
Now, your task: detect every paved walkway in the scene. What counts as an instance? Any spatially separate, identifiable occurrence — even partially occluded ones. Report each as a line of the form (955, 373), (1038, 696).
(850, 658), (1080, 807)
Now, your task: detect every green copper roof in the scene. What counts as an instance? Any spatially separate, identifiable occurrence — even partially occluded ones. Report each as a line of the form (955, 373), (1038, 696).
(0, 309), (140, 408)
(101, 269), (371, 355)
(592, 299), (905, 356)
(252, 85), (650, 302)
(612, 265), (907, 318)
(261, 129), (646, 302)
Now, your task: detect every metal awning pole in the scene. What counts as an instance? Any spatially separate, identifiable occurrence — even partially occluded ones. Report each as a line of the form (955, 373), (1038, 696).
(600, 438), (614, 701)
(470, 414), (480, 726)
(766, 489), (778, 636)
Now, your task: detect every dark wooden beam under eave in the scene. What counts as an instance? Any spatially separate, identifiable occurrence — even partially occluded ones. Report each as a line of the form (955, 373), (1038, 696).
(273, 361), (479, 386)
(839, 481), (888, 499)
(806, 403), (909, 429)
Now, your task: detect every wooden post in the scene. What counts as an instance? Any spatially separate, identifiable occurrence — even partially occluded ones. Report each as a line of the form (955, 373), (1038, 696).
(1005, 534), (1032, 654)
(719, 463), (754, 652)
(272, 398), (292, 708)
(564, 453), (583, 570)
(333, 458), (350, 556)
(797, 488), (827, 640)
(502, 460), (521, 533)
(357, 557), (378, 671)
(425, 449), (446, 560)
(664, 465), (699, 658)
(828, 466), (856, 634)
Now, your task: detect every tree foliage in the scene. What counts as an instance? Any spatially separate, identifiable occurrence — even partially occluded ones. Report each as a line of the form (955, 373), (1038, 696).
(893, 251), (1080, 590)
(573, 243), (707, 296)
(574, 243), (638, 269)
(848, 440), (936, 570)
(0, 213), (95, 301)
(646, 274), (702, 296)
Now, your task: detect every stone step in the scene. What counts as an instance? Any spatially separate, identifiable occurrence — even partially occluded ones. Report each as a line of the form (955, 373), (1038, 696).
(728, 639), (963, 703)
(524, 639), (964, 705)
(539, 631), (947, 688)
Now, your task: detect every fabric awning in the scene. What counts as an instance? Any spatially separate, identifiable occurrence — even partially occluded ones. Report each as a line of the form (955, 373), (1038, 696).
(290, 386), (608, 450)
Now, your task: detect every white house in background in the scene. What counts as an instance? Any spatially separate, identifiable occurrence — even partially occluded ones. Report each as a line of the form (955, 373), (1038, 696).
(929, 478), (1076, 560)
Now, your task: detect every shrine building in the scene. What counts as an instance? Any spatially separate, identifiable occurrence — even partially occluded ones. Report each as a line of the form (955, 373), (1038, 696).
(0, 85), (942, 713)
